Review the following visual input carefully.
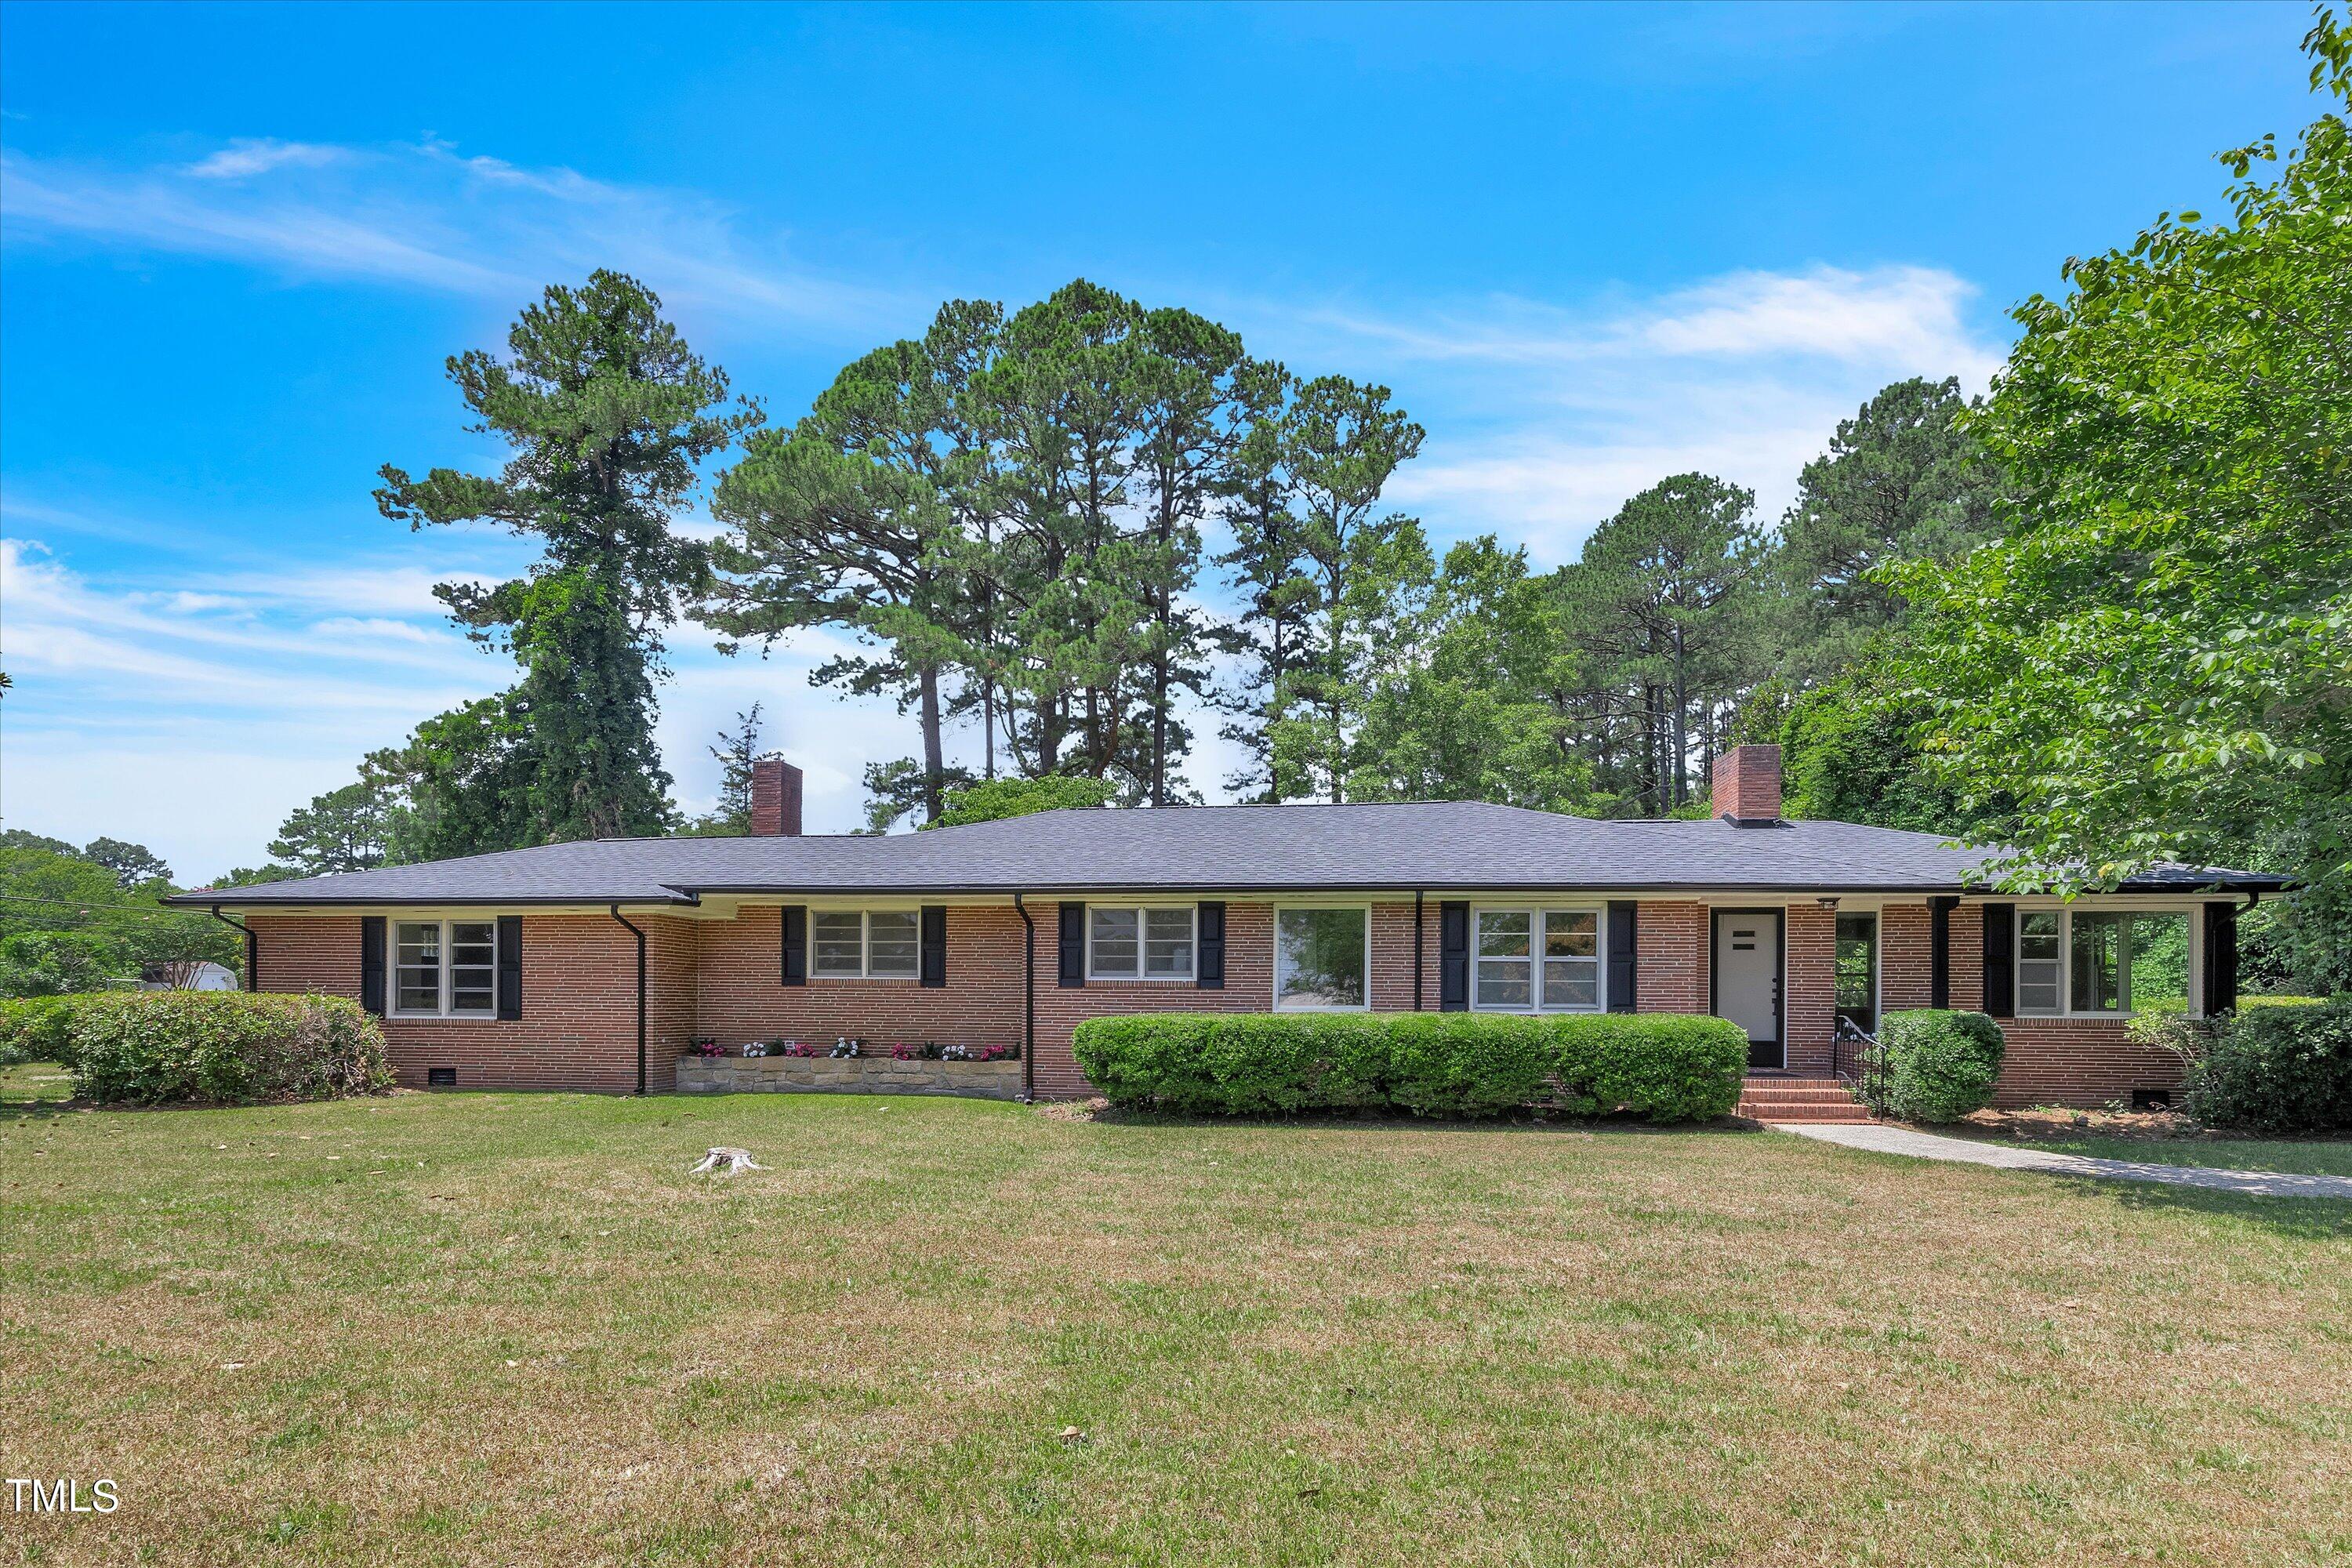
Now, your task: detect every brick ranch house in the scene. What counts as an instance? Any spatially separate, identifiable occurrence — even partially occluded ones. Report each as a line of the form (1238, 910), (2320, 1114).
(174, 746), (2281, 1109)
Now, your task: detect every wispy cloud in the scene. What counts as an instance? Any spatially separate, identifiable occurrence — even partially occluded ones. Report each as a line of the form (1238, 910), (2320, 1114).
(184, 136), (346, 180)
(1, 539), (493, 703)
(1250, 263), (2005, 559)
(3, 137), (898, 334)
(0, 530), (895, 875)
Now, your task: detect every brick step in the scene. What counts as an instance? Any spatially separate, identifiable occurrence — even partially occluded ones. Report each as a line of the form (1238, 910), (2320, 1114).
(1738, 1077), (1874, 1123)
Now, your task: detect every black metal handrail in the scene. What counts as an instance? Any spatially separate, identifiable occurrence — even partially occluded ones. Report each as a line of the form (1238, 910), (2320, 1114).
(1832, 1016), (1884, 1111)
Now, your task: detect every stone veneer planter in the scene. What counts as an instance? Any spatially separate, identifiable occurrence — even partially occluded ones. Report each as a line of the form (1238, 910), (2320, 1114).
(676, 1054), (1024, 1101)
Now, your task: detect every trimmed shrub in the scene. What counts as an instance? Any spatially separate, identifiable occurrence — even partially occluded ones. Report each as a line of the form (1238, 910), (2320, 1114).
(1072, 1011), (1748, 1123)
(2187, 997), (2352, 1136)
(0, 994), (88, 1066)
(1870, 1009), (2005, 1123)
(65, 992), (394, 1106)
(1385, 1012), (1559, 1117)
(1555, 1014), (1751, 1123)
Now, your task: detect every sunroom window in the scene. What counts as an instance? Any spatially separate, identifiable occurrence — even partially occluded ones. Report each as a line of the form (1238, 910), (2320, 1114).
(1089, 906), (1194, 980)
(811, 910), (920, 979)
(391, 920), (497, 1018)
(1474, 909), (1600, 1011)
(2018, 909), (2192, 1017)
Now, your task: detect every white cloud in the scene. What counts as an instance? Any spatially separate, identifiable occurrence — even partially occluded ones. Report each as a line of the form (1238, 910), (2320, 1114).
(2, 140), (898, 335)
(184, 137), (345, 180)
(1, 124), (2016, 862)
(1, 539), (490, 708)
(1639, 266), (1999, 375)
(1248, 262), (2006, 558)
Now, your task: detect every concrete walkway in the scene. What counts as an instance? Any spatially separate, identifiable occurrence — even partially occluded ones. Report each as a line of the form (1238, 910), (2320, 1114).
(1782, 1122), (2352, 1200)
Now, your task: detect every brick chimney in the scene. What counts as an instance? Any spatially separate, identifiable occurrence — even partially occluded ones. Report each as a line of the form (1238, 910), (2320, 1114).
(748, 757), (803, 837)
(1712, 744), (1783, 827)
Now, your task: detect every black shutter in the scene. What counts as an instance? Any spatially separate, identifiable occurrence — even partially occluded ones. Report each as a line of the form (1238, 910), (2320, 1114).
(780, 906), (807, 986)
(2203, 900), (2240, 1016)
(495, 915), (523, 1019)
(359, 916), (386, 1016)
(1439, 900), (1470, 1011)
(1058, 902), (1087, 987)
(1607, 901), (1639, 1013)
(1980, 903), (2014, 1018)
(1196, 901), (1225, 989)
(920, 905), (947, 988)
(1929, 895), (1958, 1010)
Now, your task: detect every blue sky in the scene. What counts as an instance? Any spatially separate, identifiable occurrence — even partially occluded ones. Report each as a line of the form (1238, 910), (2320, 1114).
(0, 0), (2326, 880)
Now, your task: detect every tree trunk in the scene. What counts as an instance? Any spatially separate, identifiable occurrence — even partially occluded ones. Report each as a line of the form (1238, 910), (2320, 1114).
(1038, 691), (1062, 776)
(1327, 570), (1345, 804)
(982, 676), (996, 781)
(1151, 664), (1169, 807)
(1671, 623), (1689, 809)
(919, 665), (946, 822)
(1645, 684), (1664, 818)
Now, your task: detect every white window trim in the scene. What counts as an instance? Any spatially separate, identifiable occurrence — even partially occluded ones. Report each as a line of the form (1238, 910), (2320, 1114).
(1470, 906), (1606, 1014)
(2013, 906), (2201, 1020)
(1272, 904), (1372, 1013)
(810, 909), (921, 982)
(1086, 904), (1197, 982)
(389, 917), (499, 1020)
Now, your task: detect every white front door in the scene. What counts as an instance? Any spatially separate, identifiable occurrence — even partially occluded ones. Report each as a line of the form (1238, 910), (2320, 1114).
(1714, 912), (1783, 1069)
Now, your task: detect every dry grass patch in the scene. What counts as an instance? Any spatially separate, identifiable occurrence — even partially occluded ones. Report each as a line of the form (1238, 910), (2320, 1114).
(3, 1091), (2348, 1566)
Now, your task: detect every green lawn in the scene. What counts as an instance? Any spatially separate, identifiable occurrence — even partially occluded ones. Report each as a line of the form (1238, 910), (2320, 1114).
(4, 1092), (2348, 1566)
(1958, 1129), (2352, 1178)
(0, 1056), (72, 1103)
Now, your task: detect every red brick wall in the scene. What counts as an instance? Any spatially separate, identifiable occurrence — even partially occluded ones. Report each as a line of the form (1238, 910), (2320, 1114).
(1028, 900), (1445, 1098)
(247, 913), (695, 1094)
(1030, 903), (1272, 1098)
(249, 895), (2184, 1109)
(1879, 904), (1933, 1012)
(1783, 903), (1835, 1076)
(1712, 745), (1783, 822)
(1635, 902), (1708, 1014)
(692, 906), (1024, 1053)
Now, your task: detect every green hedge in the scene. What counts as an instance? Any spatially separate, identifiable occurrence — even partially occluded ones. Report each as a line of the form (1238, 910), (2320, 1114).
(57, 992), (394, 1106)
(1867, 1010), (2005, 1123)
(2188, 997), (2352, 1135)
(1073, 1011), (1749, 1122)
(0, 994), (89, 1067)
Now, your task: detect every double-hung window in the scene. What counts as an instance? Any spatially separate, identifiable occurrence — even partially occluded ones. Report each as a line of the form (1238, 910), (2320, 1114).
(811, 910), (920, 979)
(1088, 906), (1195, 980)
(392, 919), (497, 1018)
(2016, 909), (2193, 1018)
(1473, 909), (1602, 1011)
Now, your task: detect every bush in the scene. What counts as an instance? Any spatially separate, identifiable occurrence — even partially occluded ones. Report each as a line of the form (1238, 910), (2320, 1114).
(2187, 998), (2352, 1136)
(0, 994), (89, 1066)
(64, 992), (394, 1106)
(1072, 1011), (1748, 1123)
(1867, 1010), (2005, 1123)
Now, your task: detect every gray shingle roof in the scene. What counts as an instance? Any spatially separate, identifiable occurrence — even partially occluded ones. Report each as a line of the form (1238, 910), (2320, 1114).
(170, 801), (2285, 906)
